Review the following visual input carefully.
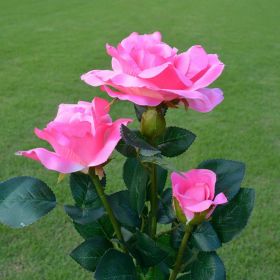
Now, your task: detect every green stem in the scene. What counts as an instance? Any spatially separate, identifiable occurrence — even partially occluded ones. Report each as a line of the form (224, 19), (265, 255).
(169, 224), (194, 280)
(149, 163), (158, 238)
(89, 170), (125, 251)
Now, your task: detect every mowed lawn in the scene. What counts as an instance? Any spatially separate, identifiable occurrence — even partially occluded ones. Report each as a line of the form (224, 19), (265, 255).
(0, 0), (279, 279)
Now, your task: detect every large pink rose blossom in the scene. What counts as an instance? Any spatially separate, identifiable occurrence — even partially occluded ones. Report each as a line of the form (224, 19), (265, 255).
(171, 169), (228, 221)
(17, 97), (132, 174)
(81, 32), (224, 112)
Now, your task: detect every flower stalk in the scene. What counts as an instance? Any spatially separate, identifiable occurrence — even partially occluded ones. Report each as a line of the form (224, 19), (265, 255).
(89, 168), (126, 251)
(149, 163), (158, 238)
(169, 223), (194, 280)
(140, 106), (166, 238)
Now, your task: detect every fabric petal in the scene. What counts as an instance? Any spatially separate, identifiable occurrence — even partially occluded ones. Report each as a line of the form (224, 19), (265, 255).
(16, 148), (84, 173)
(81, 70), (116, 87)
(188, 88), (224, 112)
(91, 97), (111, 117)
(192, 59), (224, 89)
(101, 85), (172, 106)
(164, 87), (224, 112)
(171, 172), (185, 189)
(88, 118), (132, 167)
(185, 45), (209, 78)
(174, 52), (190, 75)
(183, 208), (195, 221)
(213, 192), (228, 205)
(186, 200), (213, 212)
(139, 63), (192, 89)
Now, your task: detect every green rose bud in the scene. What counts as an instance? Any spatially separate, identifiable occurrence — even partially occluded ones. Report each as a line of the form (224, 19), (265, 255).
(140, 107), (166, 142)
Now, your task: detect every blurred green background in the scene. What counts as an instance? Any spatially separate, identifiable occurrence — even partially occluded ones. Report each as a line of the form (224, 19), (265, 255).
(0, 0), (279, 279)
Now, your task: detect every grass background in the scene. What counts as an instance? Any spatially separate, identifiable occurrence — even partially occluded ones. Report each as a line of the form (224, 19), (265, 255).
(0, 0), (279, 279)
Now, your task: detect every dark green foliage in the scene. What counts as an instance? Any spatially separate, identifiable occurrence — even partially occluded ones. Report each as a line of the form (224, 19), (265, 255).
(128, 231), (169, 267)
(108, 190), (140, 228)
(155, 165), (168, 194)
(211, 188), (255, 243)
(140, 155), (179, 173)
(198, 159), (245, 201)
(70, 237), (111, 271)
(157, 127), (196, 157)
(178, 252), (225, 280)
(64, 205), (104, 224)
(157, 188), (175, 224)
(95, 249), (137, 280)
(65, 173), (105, 224)
(190, 222), (221, 252)
(0, 176), (56, 228)
(74, 215), (114, 240)
(116, 139), (137, 157)
(123, 158), (149, 214)
(70, 172), (103, 208)
(120, 125), (161, 156)
(145, 262), (170, 280)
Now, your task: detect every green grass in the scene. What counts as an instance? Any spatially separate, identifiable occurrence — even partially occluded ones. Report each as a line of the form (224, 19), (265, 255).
(0, 0), (279, 279)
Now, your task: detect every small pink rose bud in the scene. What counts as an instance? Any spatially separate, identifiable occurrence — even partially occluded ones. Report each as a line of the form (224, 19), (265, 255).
(171, 169), (228, 222)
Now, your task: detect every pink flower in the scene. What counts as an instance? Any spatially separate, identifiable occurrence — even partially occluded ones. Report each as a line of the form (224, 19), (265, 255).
(171, 169), (228, 221)
(81, 32), (224, 112)
(17, 97), (132, 174)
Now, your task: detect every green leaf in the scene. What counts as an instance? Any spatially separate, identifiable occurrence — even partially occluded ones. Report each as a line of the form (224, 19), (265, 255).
(157, 127), (196, 157)
(66, 173), (105, 225)
(121, 125), (161, 156)
(121, 227), (134, 242)
(180, 252), (226, 280)
(198, 159), (245, 201)
(156, 233), (177, 268)
(158, 188), (175, 224)
(64, 205), (104, 224)
(156, 165), (168, 194)
(145, 262), (170, 280)
(116, 139), (137, 158)
(70, 172), (103, 208)
(171, 223), (185, 249)
(140, 155), (179, 173)
(128, 232), (169, 267)
(177, 273), (191, 280)
(123, 158), (149, 215)
(0, 176), (56, 228)
(211, 188), (255, 243)
(95, 249), (137, 280)
(190, 222), (221, 251)
(74, 215), (114, 240)
(70, 237), (111, 272)
(108, 191), (140, 228)
(74, 221), (102, 239)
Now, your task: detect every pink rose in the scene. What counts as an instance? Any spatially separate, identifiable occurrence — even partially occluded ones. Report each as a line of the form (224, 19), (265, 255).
(81, 32), (224, 112)
(171, 169), (228, 221)
(17, 97), (132, 173)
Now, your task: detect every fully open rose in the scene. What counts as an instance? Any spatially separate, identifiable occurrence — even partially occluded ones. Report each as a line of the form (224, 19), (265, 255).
(171, 169), (228, 220)
(16, 97), (132, 173)
(81, 32), (224, 112)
